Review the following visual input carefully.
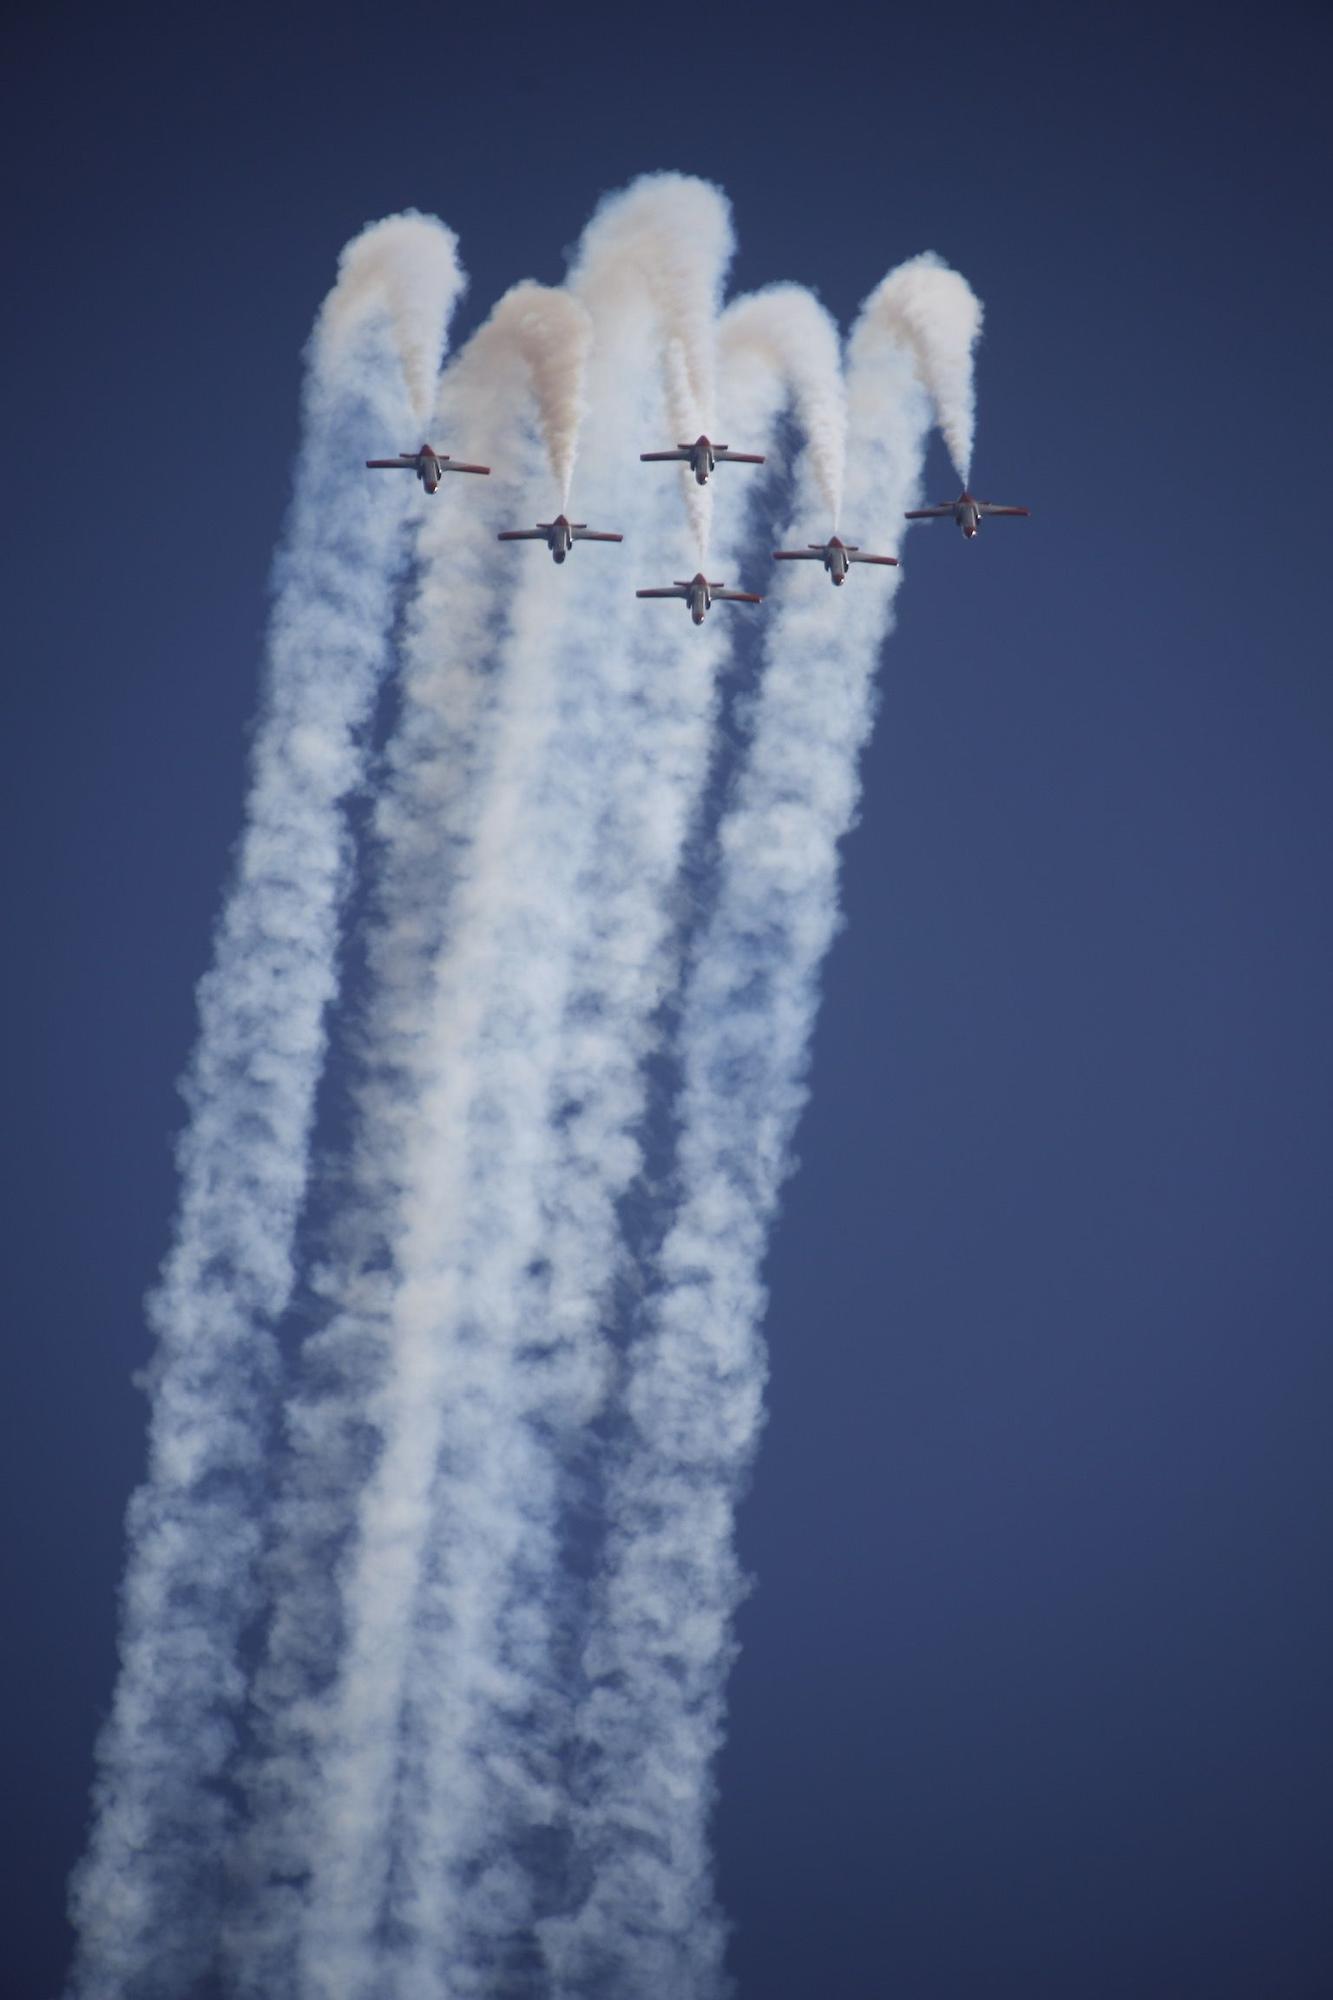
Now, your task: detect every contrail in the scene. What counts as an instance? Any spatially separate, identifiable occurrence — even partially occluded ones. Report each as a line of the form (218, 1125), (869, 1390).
(72, 184), (984, 2000)
(230, 272), (618, 1994)
(373, 177), (742, 2000)
(490, 280), (594, 511)
(225, 300), (552, 1996)
(382, 206), (797, 2000)
(540, 264), (966, 2000)
(64, 213), (464, 2000)
(230, 178), (740, 2000)
(872, 249), (984, 484)
(719, 283), (847, 525)
(663, 336), (713, 559)
(387, 191), (756, 1996)
(580, 172), (734, 559)
(321, 210), (465, 430)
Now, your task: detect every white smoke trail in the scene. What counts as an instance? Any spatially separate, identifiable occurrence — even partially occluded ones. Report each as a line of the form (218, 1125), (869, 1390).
(230, 177), (739, 2000)
(663, 337), (713, 558)
(874, 250), (984, 484)
(75, 178), (983, 2000)
(64, 214), (464, 2000)
(540, 267), (957, 1999)
(578, 172), (730, 429)
(225, 307), (548, 1998)
(374, 180), (745, 1999)
(578, 173), (734, 560)
(321, 210), (463, 429)
(488, 280), (594, 511)
(719, 283), (847, 525)
(382, 192), (758, 1999)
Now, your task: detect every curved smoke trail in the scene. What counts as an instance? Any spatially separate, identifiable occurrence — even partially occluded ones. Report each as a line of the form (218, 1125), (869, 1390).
(321, 211), (464, 430)
(65, 215), (464, 2000)
(489, 280), (594, 511)
(72, 187), (986, 2000)
(226, 304), (549, 1997)
(576, 172), (734, 560)
(577, 172), (732, 429)
(874, 250), (984, 484)
(539, 267), (960, 2000)
(719, 284), (847, 525)
(231, 176), (741, 2000)
(366, 178), (746, 2000)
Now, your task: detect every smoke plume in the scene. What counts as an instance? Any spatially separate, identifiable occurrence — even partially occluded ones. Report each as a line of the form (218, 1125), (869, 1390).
(70, 182), (988, 2000)
(65, 215), (464, 2000)
(867, 250), (983, 483)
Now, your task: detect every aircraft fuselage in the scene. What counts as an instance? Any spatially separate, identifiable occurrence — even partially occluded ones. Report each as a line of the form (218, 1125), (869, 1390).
(368, 443), (490, 491)
(904, 487), (1026, 536)
(641, 436), (763, 485)
(688, 438), (718, 485)
(637, 572), (760, 621)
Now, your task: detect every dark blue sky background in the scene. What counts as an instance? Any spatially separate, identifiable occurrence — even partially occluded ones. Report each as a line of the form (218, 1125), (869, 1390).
(6, 2), (1331, 1994)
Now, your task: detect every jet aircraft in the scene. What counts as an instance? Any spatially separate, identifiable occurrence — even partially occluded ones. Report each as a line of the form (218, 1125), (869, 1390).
(636, 575), (763, 625)
(772, 536), (900, 586)
(904, 489), (1029, 538)
(640, 436), (765, 486)
(496, 516), (623, 563)
(365, 444), (490, 493)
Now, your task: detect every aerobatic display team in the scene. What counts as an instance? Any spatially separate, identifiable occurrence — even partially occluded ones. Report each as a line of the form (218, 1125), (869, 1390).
(67, 174), (1027, 2000)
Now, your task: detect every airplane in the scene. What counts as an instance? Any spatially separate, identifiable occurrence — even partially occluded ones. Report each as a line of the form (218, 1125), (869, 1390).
(772, 535), (900, 586)
(636, 574), (763, 625)
(496, 515), (623, 564)
(640, 435), (765, 486)
(364, 444), (490, 493)
(904, 489), (1029, 539)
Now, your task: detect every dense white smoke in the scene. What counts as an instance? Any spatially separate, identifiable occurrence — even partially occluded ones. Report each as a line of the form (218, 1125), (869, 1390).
(870, 249), (984, 484)
(538, 271), (940, 2000)
(229, 175), (742, 2000)
(70, 181), (985, 2000)
(225, 309), (550, 2000)
(575, 172), (734, 561)
(487, 280), (594, 510)
(321, 211), (466, 428)
(720, 283), (847, 524)
(65, 216), (464, 2000)
(576, 172), (732, 430)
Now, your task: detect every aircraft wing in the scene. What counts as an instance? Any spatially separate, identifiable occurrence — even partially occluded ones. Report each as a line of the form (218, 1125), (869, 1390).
(496, 529), (544, 541)
(848, 552), (900, 566)
(640, 450), (689, 462)
(772, 549), (822, 562)
(573, 530), (624, 542)
(978, 504), (1029, 516)
(442, 460), (490, 475)
(365, 457), (415, 468)
(715, 450), (765, 464)
(904, 504), (953, 518)
(713, 590), (764, 604)
(636, 587), (685, 599)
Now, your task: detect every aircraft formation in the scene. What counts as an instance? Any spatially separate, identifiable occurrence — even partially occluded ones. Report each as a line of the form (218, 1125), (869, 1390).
(366, 437), (1028, 623)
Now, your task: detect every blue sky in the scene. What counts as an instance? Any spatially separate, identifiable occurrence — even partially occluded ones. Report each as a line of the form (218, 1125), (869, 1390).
(6, 3), (1332, 1994)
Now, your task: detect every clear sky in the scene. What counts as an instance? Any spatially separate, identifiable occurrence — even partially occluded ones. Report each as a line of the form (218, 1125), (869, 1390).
(6, 3), (1332, 1995)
